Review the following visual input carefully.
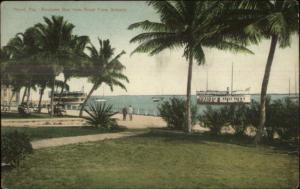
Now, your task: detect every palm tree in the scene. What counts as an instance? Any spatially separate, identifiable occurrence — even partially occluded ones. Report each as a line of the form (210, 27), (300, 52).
(58, 35), (90, 101)
(128, 1), (254, 132)
(0, 47), (13, 93)
(237, 0), (299, 144)
(3, 28), (40, 106)
(0, 47), (12, 84)
(0, 47), (23, 108)
(34, 77), (69, 113)
(36, 77), (49, 112)
(34, 15), (77, 117)
(79, 39), (129, 117)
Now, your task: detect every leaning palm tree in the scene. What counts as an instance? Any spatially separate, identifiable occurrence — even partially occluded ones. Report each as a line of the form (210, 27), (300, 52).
(237, 0), (299, 144)
(79, 39), (129, 117)
(58, 35), (90, 101)
(128, 1), (254, 132)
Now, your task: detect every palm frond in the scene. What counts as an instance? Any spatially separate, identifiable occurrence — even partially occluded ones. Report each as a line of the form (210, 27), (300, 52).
(128, 20), (170, 32)
(147, 1), (185, 27)
(130, 32), (176, 43)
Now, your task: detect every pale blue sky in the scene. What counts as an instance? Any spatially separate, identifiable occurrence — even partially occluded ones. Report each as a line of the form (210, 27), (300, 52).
(1, 1), (299, 100)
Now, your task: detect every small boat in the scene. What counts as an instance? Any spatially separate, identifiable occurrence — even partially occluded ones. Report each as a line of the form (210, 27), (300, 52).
(96, 99), (107, 102)
(96, 86), (107, 102)
(152, 96), (164, 102)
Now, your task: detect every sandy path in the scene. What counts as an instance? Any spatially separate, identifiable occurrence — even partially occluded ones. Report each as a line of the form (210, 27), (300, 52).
(2, 109), (167, 129)
(31, 130), (148, 149)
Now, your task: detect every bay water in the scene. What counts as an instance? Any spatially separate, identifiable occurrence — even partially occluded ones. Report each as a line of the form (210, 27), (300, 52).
(90, 94), (297, 116)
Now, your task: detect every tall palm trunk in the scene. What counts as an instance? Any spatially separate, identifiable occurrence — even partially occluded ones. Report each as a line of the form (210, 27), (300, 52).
(79, 84), (98, 117)
(58, 77), (68, 102)
(255, 35), (278, 144)
(50, 77), (55, 117)
(26, 83), (31, 105)
(21, 86), (27, 104)
(38, 86), (46, 113)
(186, 47), (194, 133)
(26, 79), (32, 105)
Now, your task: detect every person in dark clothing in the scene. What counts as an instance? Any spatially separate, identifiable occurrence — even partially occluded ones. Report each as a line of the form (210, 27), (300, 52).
(122, 107), (128, 120)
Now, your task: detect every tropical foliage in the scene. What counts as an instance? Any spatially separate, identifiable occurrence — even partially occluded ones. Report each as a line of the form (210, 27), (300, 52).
(1, 131), (33, 167)
(79, 39), (129, 117)
(234, 0), (299, 143)
(129, 1), (255, 132)
(199, 106), (230, 135)
(158, 98), (197, 130)
(199, 98), (299, 142)
(84, 103), (118, 129)
(1, 16), (91, 116)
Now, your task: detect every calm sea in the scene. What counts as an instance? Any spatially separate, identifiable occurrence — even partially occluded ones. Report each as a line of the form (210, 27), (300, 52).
(90, 94), (298, 116)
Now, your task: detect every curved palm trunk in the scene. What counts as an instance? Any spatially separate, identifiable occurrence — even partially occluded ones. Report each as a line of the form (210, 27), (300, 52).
(21, 86), (27, 104)
(50, 77), (55, 117)
(186, 48), (194, 133)
(8, 91), (15, 110)
(255, 35), (278, 144)
(79, 84), (98, 117)
(38, 86), (46, 113)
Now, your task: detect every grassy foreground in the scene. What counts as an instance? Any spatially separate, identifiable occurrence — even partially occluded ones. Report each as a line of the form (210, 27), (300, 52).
(2, 132), (299, 189)
(1, 126), (125, 141)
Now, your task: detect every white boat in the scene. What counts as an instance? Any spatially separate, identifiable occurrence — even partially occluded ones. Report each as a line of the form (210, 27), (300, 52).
(152, 96), (164, 102)
(196, 90), (251, 104)
(96, 99), (107, 102)
(196, 62), (251, 104)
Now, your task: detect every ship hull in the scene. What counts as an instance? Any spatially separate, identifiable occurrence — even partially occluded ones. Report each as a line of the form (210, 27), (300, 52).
(196, 94), (251, 104)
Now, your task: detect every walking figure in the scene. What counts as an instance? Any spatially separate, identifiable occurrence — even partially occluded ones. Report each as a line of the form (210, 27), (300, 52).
(128, 105), (133, 121)
(122, 106), (127, 120)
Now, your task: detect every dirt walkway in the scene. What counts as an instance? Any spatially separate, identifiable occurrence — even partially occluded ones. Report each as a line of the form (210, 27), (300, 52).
(2, 111), (167, 129)
(31, 130), (148, 149)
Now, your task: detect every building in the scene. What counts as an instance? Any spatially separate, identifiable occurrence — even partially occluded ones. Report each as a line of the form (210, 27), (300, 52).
(1, 85), (20, 106)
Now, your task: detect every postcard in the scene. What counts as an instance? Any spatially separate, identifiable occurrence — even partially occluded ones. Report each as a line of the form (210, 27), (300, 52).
(1, 1), (299, 189)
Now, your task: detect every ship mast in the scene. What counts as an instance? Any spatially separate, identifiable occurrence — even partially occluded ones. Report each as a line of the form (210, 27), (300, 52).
(206, 69), (208, 91)
(289, 78), (291, 96)
(231, 62), (233, 94)
(295, 62), (297, 95)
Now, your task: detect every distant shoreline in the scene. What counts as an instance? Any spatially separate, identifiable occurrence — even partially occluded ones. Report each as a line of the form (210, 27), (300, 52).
(91, 93), (299, 97)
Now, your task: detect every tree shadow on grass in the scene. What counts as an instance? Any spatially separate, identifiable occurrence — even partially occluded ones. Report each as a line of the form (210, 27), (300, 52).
(138, 129), (298, 155)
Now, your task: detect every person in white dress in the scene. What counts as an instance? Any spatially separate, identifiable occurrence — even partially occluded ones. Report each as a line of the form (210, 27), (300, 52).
(128, 105), (133, 121)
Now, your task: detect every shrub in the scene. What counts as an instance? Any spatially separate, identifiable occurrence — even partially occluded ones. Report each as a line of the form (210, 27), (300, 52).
(226, 103), (251, 136)
(266, 98), (299, 140)
(84, 103), (119, 129)
(158, 97), (198, 130)
(1, 131), (33, 167)
(199, 106), (229, 135)
(199, 97), (299, 141)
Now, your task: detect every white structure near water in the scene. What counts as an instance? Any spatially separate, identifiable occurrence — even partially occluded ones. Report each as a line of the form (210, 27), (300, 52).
(196, 90), (251, 104)
(196, 62), (251, 104)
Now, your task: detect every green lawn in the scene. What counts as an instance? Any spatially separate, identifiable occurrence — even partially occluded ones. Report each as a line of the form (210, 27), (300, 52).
(1, 112), (78, 119)
(1, 126), (126, 141)
(2, 132), (298, 189)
